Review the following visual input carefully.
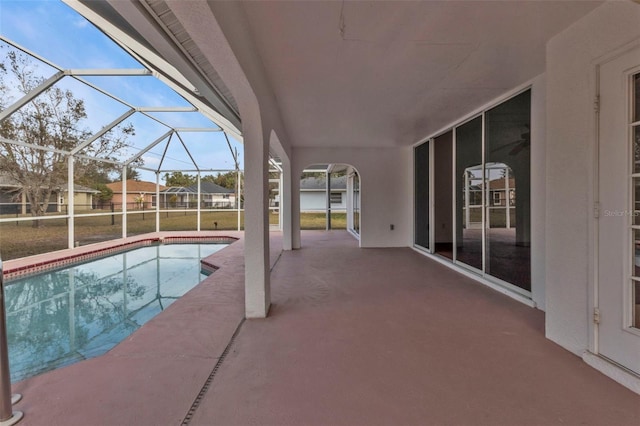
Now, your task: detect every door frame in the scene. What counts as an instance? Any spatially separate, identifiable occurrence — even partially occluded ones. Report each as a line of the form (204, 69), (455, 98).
(588, 39), (640, 392)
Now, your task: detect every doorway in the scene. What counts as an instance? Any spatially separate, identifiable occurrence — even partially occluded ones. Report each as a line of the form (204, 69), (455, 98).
(597, 45), (640, 374)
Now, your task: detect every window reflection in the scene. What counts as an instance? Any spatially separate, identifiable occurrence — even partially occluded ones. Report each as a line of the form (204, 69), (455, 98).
(414, 142), (430, 249)
(351, 172), (360, 235)
(434, 131), (453, 259)
(485, 91), (531, 291)
(456, 117), (482, 270)
(413, 90), (531, 292)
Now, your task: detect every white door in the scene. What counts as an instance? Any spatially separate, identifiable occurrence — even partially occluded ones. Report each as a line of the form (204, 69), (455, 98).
(598, 46), (640, 374)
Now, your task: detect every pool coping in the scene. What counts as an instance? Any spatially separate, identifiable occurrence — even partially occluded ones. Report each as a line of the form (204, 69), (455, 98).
(2, 231), (240, 281)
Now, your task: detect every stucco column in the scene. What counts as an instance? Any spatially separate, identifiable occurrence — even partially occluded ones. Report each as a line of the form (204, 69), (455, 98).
(244, 124), (271, 318)
(292, 166), (301, 249)
(280, 155), (293, 250)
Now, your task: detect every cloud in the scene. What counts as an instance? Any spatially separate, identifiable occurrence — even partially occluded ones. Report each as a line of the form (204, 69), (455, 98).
(141, 155), (161, 166)
(73, 18), (89, 29)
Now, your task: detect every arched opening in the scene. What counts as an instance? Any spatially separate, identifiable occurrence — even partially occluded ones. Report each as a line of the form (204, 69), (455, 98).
(298, 163), (360, 240)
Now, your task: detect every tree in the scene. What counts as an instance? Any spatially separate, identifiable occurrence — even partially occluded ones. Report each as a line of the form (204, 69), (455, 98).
(94, 183), (113, 208)
(0, 48), (135, 226)
(119, 166), (141, 182)
(164, 171), (196, 187)
(202, 171), (240, 190)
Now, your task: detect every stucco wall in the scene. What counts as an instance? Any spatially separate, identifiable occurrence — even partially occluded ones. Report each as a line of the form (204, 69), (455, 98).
(545, 0), (640, 355)
(530, 73), (547, 310)
(300, 191), (346, 212)
(293, 147), (411, 248)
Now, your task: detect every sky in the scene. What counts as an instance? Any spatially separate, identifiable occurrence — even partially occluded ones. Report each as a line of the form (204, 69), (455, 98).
(0, 0), (244, 184)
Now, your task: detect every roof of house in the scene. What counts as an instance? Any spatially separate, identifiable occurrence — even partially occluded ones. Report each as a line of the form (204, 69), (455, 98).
(488, 178), (516, 190)
(70, 184), (99, 194)
(191, 181), (234, 194)
(107, 180), (167, 193)
(160, 181), (234, 194)
(300, 175), (347, 191)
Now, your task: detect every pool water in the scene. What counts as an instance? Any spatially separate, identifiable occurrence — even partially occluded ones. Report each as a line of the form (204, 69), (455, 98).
(5, 243), (226, 382)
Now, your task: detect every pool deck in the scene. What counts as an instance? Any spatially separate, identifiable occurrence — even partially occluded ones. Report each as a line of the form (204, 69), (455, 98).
(8, 230), (640, 425)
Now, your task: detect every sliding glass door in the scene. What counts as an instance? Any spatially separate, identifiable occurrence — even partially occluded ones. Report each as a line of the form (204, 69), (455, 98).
(349, 171), (360, 236)
(455, 116), (483, 271)
(414, 89), (531, 293)
(484, 91), (531, 290)
(414, 141), (430, 250)
(433, 131), (454, 259)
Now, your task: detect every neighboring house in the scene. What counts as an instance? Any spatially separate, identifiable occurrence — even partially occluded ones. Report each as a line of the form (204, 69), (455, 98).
(300, 175), (347, 212)
(488, 177), (516, 207)
(0, 173), (98, 214)
(59, 185), (100, 211)
(160, 181), (235, 208)
(106, 180), (167, 209)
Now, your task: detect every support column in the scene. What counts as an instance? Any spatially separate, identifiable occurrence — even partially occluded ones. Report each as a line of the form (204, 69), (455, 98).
(292, 166), (301, 249)
(121, 168), (127, 239)
(281, 156), (292, 250)
(67, 156), (75, 249)
(20, 192), (26, 215)
(326, 171), (331, 230)
(155, 172), (160, 232)
(237, 169), (241, 231)
(197, 173), (201, 232)
(244, 126), (270, 318)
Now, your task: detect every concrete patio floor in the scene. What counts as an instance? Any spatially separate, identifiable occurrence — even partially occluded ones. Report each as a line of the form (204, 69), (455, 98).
(10, 230), (640, 425)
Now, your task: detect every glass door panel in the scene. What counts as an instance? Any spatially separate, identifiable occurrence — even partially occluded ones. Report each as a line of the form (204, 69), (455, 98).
(455, 117), (483, 270)
(634, 73), (640, 123)
(434, 131), (453, 259)
(352, 172), (360, 235)
(414, 142), (430, 249)
(485, 90), (531, 291)
(633, 126), (640, 174)
(632, 73), (640, 329)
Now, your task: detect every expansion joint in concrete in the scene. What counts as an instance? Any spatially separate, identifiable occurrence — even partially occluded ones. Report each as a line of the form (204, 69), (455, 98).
(181, 317), (246, 425)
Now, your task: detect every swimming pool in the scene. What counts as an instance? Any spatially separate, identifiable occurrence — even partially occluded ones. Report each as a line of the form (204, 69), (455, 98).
(4, 243), (227, 382)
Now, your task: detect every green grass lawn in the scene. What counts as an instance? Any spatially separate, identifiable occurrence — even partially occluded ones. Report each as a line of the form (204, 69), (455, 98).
(0, 210), (346, 260)
(299, 212), (346, 230)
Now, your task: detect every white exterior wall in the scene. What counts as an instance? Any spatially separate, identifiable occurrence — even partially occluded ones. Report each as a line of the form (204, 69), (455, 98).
(293, 147), (411, 248)
(531, 73), (547, 311)
(300, 190), (347, 212)
(545, 1), (640, 355)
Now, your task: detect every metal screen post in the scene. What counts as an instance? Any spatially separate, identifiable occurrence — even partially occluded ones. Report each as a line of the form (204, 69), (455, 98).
(0, 257), (23, 425)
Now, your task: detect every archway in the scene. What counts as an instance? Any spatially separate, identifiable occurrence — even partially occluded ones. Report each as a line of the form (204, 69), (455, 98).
(298, 163), (360, 242)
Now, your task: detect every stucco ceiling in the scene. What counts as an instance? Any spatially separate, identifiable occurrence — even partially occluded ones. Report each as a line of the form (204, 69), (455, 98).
(239, 1), (603, 147)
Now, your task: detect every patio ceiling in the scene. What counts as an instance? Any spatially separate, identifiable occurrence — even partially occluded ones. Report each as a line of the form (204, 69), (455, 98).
(72, 1), (603, 150)
(239, 0), (603, 147)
